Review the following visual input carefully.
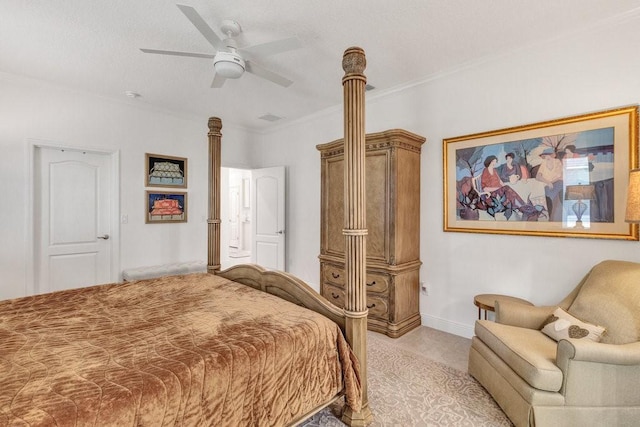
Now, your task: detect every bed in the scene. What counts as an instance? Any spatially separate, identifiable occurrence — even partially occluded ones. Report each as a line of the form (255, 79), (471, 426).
(0, 47), (371, 426)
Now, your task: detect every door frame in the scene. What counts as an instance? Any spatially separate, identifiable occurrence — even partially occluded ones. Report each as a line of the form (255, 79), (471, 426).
(26, 140), (120, 295)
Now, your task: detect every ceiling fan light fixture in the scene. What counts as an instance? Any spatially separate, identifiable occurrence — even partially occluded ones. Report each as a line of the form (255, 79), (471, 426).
(214, 51), (245, 79)
(140, 5), (296, 88)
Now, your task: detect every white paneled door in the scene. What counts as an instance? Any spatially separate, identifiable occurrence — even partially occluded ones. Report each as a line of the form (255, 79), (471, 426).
(251, 166), (286, 271)
(228, 184), (241, 249)
(34, 146), (113, 293)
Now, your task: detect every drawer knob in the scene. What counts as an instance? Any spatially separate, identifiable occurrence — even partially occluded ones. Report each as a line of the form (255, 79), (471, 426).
(367, 303), (376, 309)
(332, 272), (340, 279)
(331, 292), (340, 299)
(366, 280), (376, 286)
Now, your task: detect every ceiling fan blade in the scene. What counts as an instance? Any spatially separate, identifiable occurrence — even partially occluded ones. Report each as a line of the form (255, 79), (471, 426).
(245, 60), (293, 88)
(240, 37), (302, 59)
(176, 4), (223, 51)
(140, 48), (215, 59)
(211, 73), (227, 88)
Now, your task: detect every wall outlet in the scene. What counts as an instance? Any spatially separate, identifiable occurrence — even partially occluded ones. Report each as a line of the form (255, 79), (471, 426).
(420, 281), (428, 296)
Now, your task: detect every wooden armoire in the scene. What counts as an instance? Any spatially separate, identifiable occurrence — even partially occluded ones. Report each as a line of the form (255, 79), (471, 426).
(317, 129), (426, 338)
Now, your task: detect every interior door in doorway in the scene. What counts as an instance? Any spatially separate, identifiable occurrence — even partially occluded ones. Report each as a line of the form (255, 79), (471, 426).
(35, 146), (113, 293)
(252, 166), (286, 270)
(228, 184), (241, 249)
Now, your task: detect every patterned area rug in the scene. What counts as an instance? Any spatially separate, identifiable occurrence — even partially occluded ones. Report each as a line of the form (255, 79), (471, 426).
(303, 333), (512, 426)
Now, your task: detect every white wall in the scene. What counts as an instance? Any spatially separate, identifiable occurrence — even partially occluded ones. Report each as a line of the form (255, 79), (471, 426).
(255, 16), (640, 337)
(0, 73), (254, 300)
(4, 15), (640, 339)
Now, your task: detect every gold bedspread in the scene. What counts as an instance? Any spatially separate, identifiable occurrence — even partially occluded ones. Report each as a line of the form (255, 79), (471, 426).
(0, 273), (361, 426)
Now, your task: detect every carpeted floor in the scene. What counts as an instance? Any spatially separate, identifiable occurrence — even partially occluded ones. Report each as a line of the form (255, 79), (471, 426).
(303, 330), (512, 426)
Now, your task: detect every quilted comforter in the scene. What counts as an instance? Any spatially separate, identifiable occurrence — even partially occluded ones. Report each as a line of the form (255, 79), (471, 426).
(0, 273), (361, 426)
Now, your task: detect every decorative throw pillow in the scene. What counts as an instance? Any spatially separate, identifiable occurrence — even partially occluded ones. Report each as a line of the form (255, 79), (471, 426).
(541, 307), (605, 342)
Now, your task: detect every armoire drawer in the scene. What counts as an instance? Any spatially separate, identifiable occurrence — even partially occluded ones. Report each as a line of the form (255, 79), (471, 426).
(322, 264), (390, 293)
(322, 283), (346, 306)
(364, 271), (390, 294)
(322, 264), (346, 287)
(321, 283), (389, 321)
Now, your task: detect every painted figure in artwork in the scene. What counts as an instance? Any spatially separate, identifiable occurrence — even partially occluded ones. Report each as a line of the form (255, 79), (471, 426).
(480, 155), (526, 207)
(499, 152), (529, 184)
(535, 148), (564, 221)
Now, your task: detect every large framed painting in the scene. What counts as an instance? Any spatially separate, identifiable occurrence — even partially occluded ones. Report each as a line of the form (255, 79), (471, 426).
(443, 106), (639, 240)
(146, 191), (187, 224)
(145, 153), (187, 188)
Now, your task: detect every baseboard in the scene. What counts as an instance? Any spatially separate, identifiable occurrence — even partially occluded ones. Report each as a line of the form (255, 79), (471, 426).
(368, 313), (422, 338)
(421, 314), (475, 339)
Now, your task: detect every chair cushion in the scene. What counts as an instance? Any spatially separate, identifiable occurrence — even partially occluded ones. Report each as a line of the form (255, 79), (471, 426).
(475, 320), (563, 392)
(568, 260), (640, 345)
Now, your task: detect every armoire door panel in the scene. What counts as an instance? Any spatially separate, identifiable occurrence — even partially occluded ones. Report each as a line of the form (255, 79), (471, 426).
(365, 152), (388, 261)
(324, 152), (389, 262)
(394, 149), (422, 264)
(326, 158), (345, 256)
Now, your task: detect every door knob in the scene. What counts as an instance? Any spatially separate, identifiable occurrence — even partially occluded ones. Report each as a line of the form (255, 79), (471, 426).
(276, 230), (284, 235)
(97, 234), (110, 240)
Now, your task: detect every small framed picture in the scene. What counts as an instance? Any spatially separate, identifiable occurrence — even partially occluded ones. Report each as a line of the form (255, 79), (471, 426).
(146, 191), (187, 223)
(145, 153), (187, 188)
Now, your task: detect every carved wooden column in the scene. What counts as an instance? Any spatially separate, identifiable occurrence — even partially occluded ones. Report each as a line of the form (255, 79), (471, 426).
(207, 117), (222, 273)
(341, 46), (373, 426)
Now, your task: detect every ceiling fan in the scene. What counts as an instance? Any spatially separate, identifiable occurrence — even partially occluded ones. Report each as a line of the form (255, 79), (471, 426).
(140, 4), (302, 88)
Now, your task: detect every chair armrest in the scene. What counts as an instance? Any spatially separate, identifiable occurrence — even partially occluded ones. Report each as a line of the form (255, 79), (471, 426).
(557, 339), (640, 366)
(555, 339), (640, 406)
(494, 300), (555, 329)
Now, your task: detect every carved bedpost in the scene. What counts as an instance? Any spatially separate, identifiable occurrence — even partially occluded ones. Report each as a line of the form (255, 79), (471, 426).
(341, 47), (373, 426)
(207, 117), (222, 273)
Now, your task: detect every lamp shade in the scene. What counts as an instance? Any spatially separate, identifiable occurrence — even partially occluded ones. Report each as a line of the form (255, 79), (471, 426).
(564, 184), (596, 201)
(625, 169), (640, 223)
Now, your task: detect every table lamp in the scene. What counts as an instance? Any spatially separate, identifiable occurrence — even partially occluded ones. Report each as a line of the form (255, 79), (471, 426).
(565, 183), (596, 228)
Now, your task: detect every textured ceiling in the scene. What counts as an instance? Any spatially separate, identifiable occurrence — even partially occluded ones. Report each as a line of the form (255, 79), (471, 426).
(2, 0), (640, 132)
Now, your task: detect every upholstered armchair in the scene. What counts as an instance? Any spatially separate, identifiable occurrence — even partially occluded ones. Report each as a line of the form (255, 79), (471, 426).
(468, 260), (640, 427)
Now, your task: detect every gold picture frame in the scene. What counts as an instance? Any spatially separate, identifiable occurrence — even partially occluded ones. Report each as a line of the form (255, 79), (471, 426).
(443, 106), (639, 240)
(145, 153), (187, 188)
(146, 191), (187, 224)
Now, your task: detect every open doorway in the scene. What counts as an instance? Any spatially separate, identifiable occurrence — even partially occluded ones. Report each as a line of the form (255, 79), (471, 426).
(220, 166), (287, 271)
(221, 167), (252, 269)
